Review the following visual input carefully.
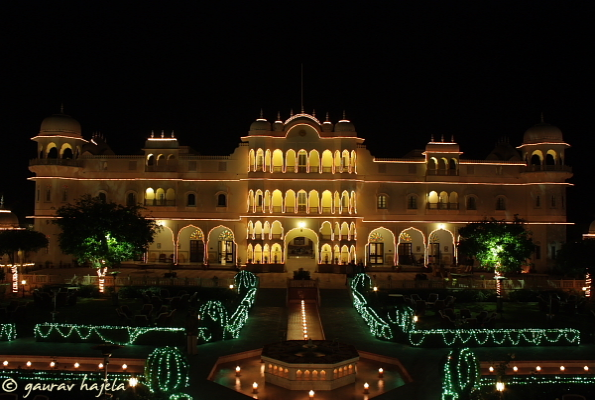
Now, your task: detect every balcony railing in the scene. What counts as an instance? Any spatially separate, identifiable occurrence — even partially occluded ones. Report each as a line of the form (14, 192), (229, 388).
(427, 203), (459, 210)
(310, 166), (319, 173)
(144, 199), (176, 206)
(427, 169), (458, 176)
(322, 167), (332, 173)
(273, 166), (283, 172)
(146, 165), (178, 172)
(272, 206), (282, 213)
(29, 158), (82, 167)
(322, 207), (331, 214)
(525, 165), (572, 172)
(285, 206), (295, 213)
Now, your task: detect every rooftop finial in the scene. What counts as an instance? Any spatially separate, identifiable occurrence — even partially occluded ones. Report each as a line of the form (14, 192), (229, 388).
(171, 130), (175, 138)
(290, 108), (294, 117)
(260, 108), (264, 119)
(151, 130), (154, 138)
(300, 63), (304, 114)
(342, 110), (346, 119)
(431, 134), (435, 142)
(277, 111), (281, 121)
(312, 109), (316, 117)
(0, 195), (4, 209)
(441, 134), (444, 142)
(161, 130), (165, 138)
(451, 134), (455, 142)
(326, 112), (330, 122)
(540, 111), (544, 123)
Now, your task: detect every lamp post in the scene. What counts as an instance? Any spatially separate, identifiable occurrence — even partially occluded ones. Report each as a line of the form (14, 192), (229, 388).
(21, 280), (26, 298)
(92, 344), (124, 400)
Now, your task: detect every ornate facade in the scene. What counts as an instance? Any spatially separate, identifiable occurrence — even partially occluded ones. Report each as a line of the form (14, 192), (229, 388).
(29, 110), (572, 272)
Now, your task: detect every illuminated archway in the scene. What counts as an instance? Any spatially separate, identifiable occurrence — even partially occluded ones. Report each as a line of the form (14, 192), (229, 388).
(206, 226), (236, 265)
(177, 225), (205, 264)
(397, 227), (426, 266)
(367, 227), (396, 267)
(427, 228), (456, 266)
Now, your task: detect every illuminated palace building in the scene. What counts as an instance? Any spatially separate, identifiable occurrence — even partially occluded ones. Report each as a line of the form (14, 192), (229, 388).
(29, 110), (571, 273)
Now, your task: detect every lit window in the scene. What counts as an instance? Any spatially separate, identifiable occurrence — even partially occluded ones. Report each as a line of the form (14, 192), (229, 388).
(377, 195), (387, 209)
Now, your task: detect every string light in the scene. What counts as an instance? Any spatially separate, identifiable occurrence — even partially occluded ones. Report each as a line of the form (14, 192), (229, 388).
(145, 347), (190, 394)
(349, 274), (393, 340)
(0, 323), (17, 341)
(441, 348), (480, 400)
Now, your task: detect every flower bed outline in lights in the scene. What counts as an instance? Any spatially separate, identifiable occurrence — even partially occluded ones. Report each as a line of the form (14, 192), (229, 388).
(34, 324), (185, 345)
(442, 347), (480, 400)
(0, 323), (16, 341)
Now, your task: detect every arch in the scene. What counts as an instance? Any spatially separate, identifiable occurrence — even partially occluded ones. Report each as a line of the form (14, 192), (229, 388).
(272, 149), (284, 173)
(321, 190), (333, 214)
(256, 148), (265, 171)
(98, 191), (107, 203)
(247, 244), (254, 263)
(263, 221), (271, 239)
(247, 221), (255, 238)
(263, 244), (270, 263)
(165, 188), (175, 205)
(333, 244), (340, 263)
(342, 150), (350, 173)
(308, 190), (320, 214)
(439, 191), (449, 207)
(186, 193), (196, 207)
(271, 220), (284, 240)
(217, 193), (227, 207)
(148, 223), (175, 263)
(285, 189), (296, 213)
(248, 149), (255, 172)
(178, 225), (206, 264)
(333, 191), (341, 213)
(350, 245), (356, 262)
(321, 150), (333, 173)
(320, 243), (332, 264)
(334, 150), (342, 173)
(206, 225), (236, 265)
(449, 158), (457, 171)
(153, 188), (165, 206)
(297, 149), (308, 173)
(271, 243), (282, 264)
(340, 191), (349, 214)
(439, 157), (448, 170)
(334, 222), (340, 239)
(530, 150), (543, 165)
(350, 150), (357, 173)
(427, 228), (456, 266)
(350, 222), (356, 240)
(340, 222), (349, 240)
(428, 191), (438, 209)
(407, 193), (418, 210)
(448, 192), (458, 208)
(398, 227), (426, 266)
(255, 189), (264, 212)
(156, 154), (165, 166)
(340, 245), (350, 263)
(254, 221), (264, 239)
(546, 149), (557, 166)
(263, 190), (271, 212)
(297, 189), (307, 213)
(367, 227), (396, 266)
(377, 193), (388, 209)
(264, 149), (272, 172)
(350, 191), (357, 213)
(320, 221), (333, 240)
(47, 143), (58, 159)
(285, 227), (319, 264)
(496, 196), (507, 210)
(60, 143), (74, 159)
(428, 157), (438, 171)
(254, 244), (263, 263)
(309, 149), (320, 173)
(466, 195), (477, 210)
(126, 191), (137, 206)
(145, 188), (155, 205)
(285, 149), (297, 173)
(167, 154), (175, 164)
(272, 189), (283, 213)
(247, 190), (254, 212)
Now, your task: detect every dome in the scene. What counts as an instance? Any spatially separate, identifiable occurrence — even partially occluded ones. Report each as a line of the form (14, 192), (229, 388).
(335, 120), (355, 132)
(588, 220), (595, 234)
(0, 210), (19, 229)
(523, 122), (564, 144)
(250, 118), (271, 132)
(40, 113), (82, 138)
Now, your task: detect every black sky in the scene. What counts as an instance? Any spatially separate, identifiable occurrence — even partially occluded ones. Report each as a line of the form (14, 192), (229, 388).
(2, 1), (594, 237)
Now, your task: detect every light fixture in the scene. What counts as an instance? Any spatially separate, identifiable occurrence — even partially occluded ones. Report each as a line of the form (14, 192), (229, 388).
(535, 366), (541, 372)
(378, 368), (384, 378)
(413, 315), (419, 322)
(98, 363), (104, 369)
(489, 366), (494, 373)
(236, 366), (241, 376)
(373, 287), (378, 292)
(299, 222), (306, 232)
(560, 365), (565, 372)
(513, 366), (518, 372)
(2, 361), (7, 367)
(50, 361), (56, 368)
(252, 382), (258, 394)
(229, 284), (234, 289)
(363, 382), (369, 394)
(129, 376), (138, 387)
(26, 361), (31, 368)
(496, 381), (505, 392)
(74, 362), (80, 368)
(122, 364), (127, 370)
(309, 390), (315, 398)
(584, 366), (589, 372)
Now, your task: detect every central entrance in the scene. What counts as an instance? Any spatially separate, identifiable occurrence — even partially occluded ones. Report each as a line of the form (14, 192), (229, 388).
(285, 228), (318, 274)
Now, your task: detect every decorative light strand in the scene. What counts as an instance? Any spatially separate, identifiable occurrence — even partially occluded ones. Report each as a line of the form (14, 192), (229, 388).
(442, 348), (480, 400)
(349, 274), (393, 339)
(145, 347), (190, 394)
(0, 324), (17, 341)
(34, 324), (184, 345)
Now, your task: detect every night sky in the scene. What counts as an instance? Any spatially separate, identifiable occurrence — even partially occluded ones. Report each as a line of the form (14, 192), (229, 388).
(2, 1), (593, 237)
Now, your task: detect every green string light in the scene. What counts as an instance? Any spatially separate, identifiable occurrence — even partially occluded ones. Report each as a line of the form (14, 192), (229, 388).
(0, 323), (17, 341)
(145, 347), (189, 394)
(350, 274), (393, 339)
(169, 394), (194, 400)
(34, 324), (184, 345)
(442, 348), (480, 400)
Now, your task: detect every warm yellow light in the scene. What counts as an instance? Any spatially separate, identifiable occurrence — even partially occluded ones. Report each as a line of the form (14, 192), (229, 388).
(496, 381), (505, 392)
(373, 286), (378, 292)
(413, 315), (419, 322)
(535, 366), (541, 371)
(74, 362), (80, 368)
(229, 284), (234, 289)
(309, 390), (315, 398)
(489, 366), (494, 372)
(378, 367), (384, 377)
(122, 364), (127, 370)
(298, 221), (306, 229)
(26, 361), (31, 367)
(21, 280), (26, 285)
(560, 366), (565, 371)
(513, 366), (518, 372)
(50, 362), (56, 368)
(2, 361), (7, 366)
(253, 382), (258, 389)
(584, 366), (589, 371)
(129, 377), (138, 387)
(438, 224), (445, 230)
(364, 382), (369, 389)
(98, 363), (104, 369)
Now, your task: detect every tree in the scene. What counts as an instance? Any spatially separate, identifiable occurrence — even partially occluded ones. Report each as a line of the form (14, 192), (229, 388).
(457, 216), (534, 274)
(0, 229), (49, 292)
(53, 195), (159, 292)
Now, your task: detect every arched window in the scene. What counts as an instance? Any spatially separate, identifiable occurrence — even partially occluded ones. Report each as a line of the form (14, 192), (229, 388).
(147, 154), (155, 166)
(550, 195), (556, 208)
(217, 193), (227, 207)
(377, 194), (387, 209)
(98, 192), (107, 203)
(126, 192), (137, 206)
(407, 194), (418, 210)
(47, 147), (58, 159)
(187, 193), (196, 207)
(496, 197), (506, 210)
(535, 195), (541, 208)
(62, 147), (74, 159)
(466, 196), (477, 210)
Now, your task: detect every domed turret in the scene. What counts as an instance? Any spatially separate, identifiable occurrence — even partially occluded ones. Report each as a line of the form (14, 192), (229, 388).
(0, 198), (19, 229)
(523, 122), (564, 144)
(250, 118), (271, 131)
(335, 119), (355, 132)
(39, 112), (82, 138)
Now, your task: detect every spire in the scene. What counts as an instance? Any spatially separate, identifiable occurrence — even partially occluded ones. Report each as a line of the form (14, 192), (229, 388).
(276, 111), (281, 121)
(0, 195), (4, 209)
(431, 134), (435, 142)
(451, 134), (455, 142)
(171, 130), (175, 138)
(342, 110), (346, 120)
(300, 63), (304, 114)
(290, 109), (294, 117)
(151, 130), (155, 138)
(161, 130), (165, 138)
(441, 134), (444, 142)
(312, 109), (316, 118)
(259, 108), (264, 119)
(540, 111), (544, 123)
(325, 112), (330, 122)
